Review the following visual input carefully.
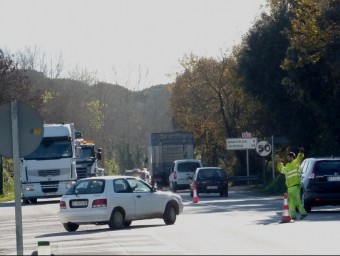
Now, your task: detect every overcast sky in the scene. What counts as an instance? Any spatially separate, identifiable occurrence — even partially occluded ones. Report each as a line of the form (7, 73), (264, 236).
(1, 0), (266, 90)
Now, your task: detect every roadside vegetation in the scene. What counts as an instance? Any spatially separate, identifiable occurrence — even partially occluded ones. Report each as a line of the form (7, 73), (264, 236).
(250, 175), (287, 196)
(0, 159), (14, 202)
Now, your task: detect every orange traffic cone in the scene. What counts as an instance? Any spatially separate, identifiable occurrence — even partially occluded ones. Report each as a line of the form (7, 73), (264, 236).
(279, 193), (292, 223)
(193, 185), (199, 203)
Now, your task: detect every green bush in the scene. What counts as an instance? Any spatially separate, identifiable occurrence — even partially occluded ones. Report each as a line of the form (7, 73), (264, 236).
(251, 173), (287, 196)
(0, 158), (15, 202)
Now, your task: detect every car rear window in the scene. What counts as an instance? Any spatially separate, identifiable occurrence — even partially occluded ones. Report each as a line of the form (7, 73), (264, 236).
(177, 162), (201, 173)
(66, 180), (105, 195)
(315, 161), (340, 176)
(198, 169), (226, 180)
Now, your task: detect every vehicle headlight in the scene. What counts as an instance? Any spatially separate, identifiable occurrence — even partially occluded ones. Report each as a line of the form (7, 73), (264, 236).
(66, 181), (75, 189)
(24, 185), (34, 191)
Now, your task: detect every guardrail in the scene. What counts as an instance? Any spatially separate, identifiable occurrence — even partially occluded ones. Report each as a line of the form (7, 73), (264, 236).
(228, 175), (261, 185)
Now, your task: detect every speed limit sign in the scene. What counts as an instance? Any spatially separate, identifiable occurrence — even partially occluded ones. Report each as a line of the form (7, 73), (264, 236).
(256, 141), (272, 156)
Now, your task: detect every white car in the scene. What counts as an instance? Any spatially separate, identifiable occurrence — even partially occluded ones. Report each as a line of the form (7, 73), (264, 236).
(169, 159), (203, 192)
(58, 175), (184, 232)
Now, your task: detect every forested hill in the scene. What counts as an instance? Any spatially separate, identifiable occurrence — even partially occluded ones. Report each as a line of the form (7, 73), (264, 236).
(26, 69), (175, 171)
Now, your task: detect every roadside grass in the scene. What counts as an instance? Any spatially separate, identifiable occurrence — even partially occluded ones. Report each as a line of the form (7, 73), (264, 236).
(249, 174), (287, 196)
(0, 192), (14, 203)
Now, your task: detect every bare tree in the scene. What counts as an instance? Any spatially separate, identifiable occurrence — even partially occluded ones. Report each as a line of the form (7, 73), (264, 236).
(67, 65), (98, 86)
(15, 46), (64, 79)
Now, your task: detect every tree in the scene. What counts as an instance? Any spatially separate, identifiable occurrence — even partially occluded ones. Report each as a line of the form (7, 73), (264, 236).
(280, 0), (340, 154)
(237, 2), (293, 139)
(170, 52), (259, 174)
(15, 46), (64, 79)
(0, 49), (43, 195)
(0, 49), (42, 107)
(237, 0), (339, 157)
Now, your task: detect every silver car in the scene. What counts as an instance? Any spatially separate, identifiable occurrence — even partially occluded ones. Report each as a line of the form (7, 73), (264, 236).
(58, 175), (184, 232)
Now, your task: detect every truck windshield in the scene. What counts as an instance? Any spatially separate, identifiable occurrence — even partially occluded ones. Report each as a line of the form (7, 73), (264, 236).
(78, 147), (95, 160)
(24, 137), (72, 160)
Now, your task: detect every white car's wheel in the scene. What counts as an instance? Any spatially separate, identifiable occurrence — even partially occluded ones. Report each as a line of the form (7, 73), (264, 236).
(108, 209), (124, 229)
(163, 203), (177, 225)
(124, 221), (132, 227)
(63, 222), (79, 232)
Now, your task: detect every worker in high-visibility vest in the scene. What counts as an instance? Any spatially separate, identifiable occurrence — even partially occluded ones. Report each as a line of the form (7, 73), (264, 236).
(277, 147), (307, 220)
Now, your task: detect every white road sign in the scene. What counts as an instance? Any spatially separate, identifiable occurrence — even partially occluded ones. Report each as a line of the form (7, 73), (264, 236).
(226, 137), (257, 150)
(256, 141), (272, 156)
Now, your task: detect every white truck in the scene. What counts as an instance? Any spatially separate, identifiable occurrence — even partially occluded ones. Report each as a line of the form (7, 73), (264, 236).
(75, 138), (103, 179)
(21, 123), (78, 204)
(148, 132), (194, 188)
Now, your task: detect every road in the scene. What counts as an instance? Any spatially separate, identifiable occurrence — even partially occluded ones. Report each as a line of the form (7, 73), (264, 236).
(1, 186), (340, 255)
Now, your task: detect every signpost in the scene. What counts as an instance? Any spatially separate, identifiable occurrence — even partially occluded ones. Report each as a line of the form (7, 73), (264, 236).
(256, 141), (271, 157)
(227, 134), (289, 184)
(0, 101), (43, 255)
(226, 137), (257, 150)
(264, 136), (289, 179)
(226, 136), (257, 183)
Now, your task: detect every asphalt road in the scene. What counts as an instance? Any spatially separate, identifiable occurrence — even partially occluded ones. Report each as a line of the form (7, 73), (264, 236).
(1, 186), (340, 255)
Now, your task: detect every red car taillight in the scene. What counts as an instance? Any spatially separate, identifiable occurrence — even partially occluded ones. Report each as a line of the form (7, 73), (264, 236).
(60, 200), (66, 209)
(92, 199), (107, 208)
(174, 171), (177, 179)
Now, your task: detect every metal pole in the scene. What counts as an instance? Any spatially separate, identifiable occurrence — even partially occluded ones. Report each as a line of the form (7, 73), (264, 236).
(246, 149), (249, 185)
(271, 135), (275, 179)
(0, 155), (3, 195)
(263, 157), (266, 185)
(12, 101), (23, 255)
(246, 149), (249, 176)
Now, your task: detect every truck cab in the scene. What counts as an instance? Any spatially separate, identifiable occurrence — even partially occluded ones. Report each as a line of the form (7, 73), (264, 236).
(76, 139), (102, 179)
(21, 123), (78, 204)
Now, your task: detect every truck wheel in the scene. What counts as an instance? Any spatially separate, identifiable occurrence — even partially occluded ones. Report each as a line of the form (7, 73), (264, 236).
(63, 223), (79, 232)
(108, 209), (124, 229)
(163, 203), (177, 225)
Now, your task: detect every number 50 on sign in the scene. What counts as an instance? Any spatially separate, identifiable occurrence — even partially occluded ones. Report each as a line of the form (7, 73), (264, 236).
(256, 141), (272, 156)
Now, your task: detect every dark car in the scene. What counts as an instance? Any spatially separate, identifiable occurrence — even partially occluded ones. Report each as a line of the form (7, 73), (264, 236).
(190, 167), (229, 197)
(300, 157), (340, 212)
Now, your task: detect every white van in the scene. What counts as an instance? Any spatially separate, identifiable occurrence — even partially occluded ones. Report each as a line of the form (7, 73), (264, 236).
(169, 159), (203, 192)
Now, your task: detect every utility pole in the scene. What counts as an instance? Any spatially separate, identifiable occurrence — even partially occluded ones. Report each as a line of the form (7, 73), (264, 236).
(0, 155), (3, 195)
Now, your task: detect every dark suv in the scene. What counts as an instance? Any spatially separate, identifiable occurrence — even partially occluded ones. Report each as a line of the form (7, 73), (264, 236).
(299, 157), (340, 212)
